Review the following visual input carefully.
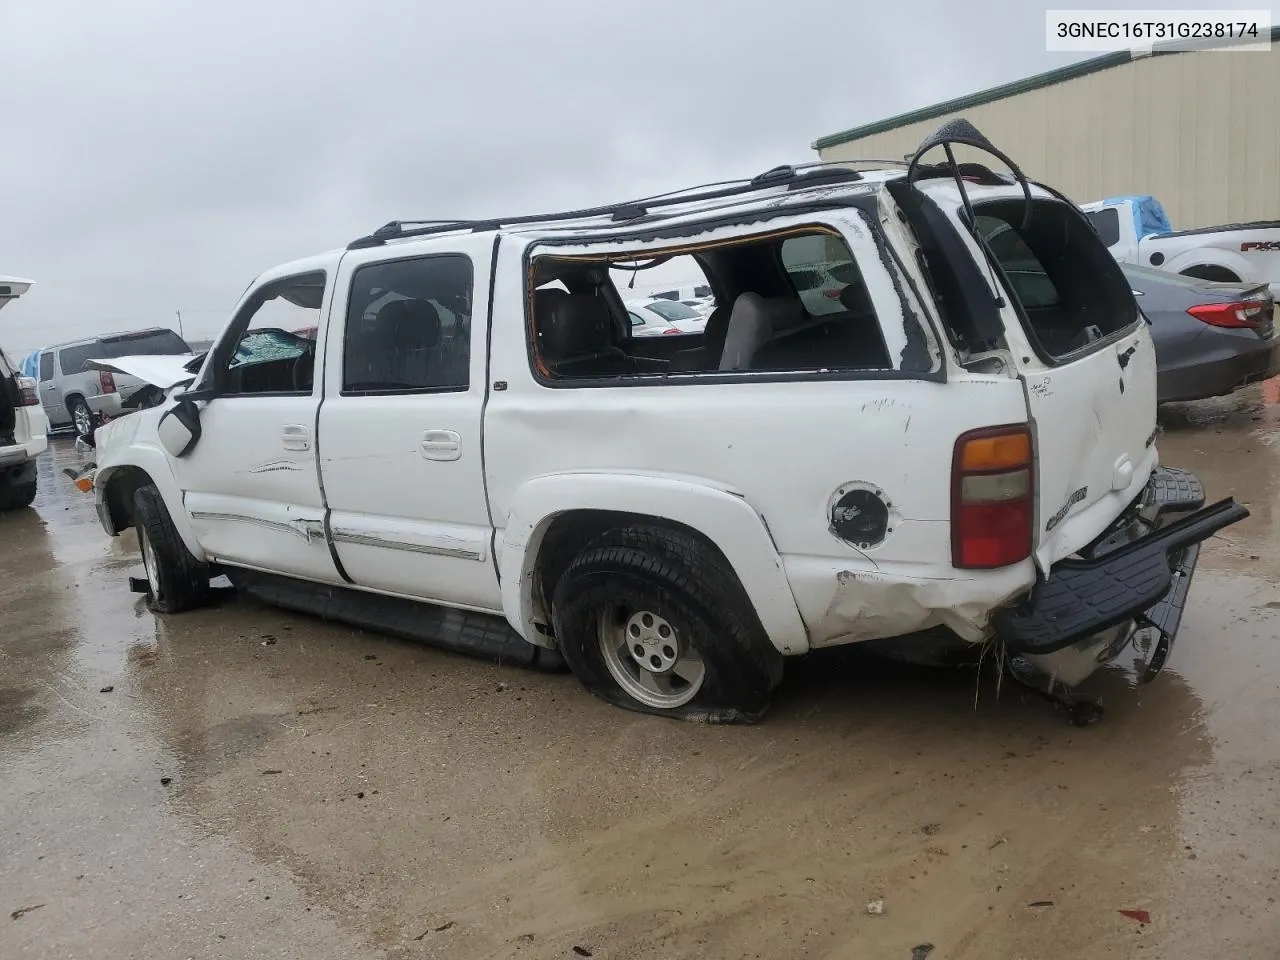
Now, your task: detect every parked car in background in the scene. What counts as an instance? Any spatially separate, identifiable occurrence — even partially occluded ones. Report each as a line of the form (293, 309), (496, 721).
(1082, 195), (1280, 294)
(0, 277), (47, 511)
(626, 297), (708, 335)
(647, 283), (712, 303)
(36, 327), (192, 438)
(1121, 263), (1280, 403)
(680, 296), (716, 317)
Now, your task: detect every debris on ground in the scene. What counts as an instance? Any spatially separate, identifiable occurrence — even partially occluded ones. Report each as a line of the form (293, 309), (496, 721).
(911, 945), (934, 960)
(412, 920), (455, 940)
(99, 685), (113, 693)
(920, 823), (941, 836)
(364, 655), (378, 661)
(261, 770), (282, 776)
(866, 899), (886, 916)
(573, 947), (593, 957)
(988, 835), (1008, 849)
(10, 904), (45, 920)
(496, 682), (508, 692)
(1028, 900), (1054, 907)
(160, 777), (172, 786)
(1119, 909), (1151, 924)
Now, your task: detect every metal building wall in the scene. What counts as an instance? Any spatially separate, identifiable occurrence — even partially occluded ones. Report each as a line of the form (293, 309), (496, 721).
(816, 50), (1280, 229)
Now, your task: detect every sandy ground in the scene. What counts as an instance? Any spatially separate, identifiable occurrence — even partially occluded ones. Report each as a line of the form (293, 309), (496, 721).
(2, 389), (1279, 960)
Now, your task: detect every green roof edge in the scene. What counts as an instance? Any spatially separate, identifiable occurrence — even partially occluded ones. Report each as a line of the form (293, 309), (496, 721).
(812, 25), (1280, 151)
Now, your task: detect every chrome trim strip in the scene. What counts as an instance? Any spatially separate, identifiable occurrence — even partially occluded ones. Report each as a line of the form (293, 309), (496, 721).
(330, 529), (485, 562)
(189, 511), (316, 543)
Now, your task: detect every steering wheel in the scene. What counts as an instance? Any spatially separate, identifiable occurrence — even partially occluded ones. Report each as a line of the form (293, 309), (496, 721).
(291, 342), (317, 392)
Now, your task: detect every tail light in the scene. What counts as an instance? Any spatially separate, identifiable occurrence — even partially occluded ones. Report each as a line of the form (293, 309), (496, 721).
(951, 424), (1034, 569)
(823, 288), (842, 299)
(662, 327), (682, 335)
(1187, 299), (1267, 329)
(16, 376), (39, 406)
(99, 369), (116, 393)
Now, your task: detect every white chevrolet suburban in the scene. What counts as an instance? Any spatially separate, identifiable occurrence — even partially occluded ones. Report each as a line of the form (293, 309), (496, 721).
(83, 121), (1247, 724)
(1, 276), (47, 511)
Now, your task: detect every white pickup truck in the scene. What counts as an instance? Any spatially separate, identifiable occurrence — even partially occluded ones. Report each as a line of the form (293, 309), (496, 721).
(79, 120), (1248, 725)
(1081, 195), (1280, 293)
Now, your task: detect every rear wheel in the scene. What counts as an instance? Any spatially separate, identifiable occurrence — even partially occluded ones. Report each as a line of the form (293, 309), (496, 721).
(69, 397), (94, 440)
(551, 526), (783, 722)
(1179, 265), (1241, 284)
(0, 476), (37, 512)
(133, 484), (209, 613)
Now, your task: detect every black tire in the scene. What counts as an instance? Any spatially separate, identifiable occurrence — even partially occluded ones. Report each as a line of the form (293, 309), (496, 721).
(551, 526), (784, 723)
(0, 478), (37, 512)
(133, 484), (209, 613)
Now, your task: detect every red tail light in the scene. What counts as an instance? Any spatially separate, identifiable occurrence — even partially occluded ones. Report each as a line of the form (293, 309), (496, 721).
(1187, 300), (1266, 329)
(99, 369), (116, 393)
(16, 376), (39, 406)
(823, 288), (842, 299)
(951, 424), (1034, 569)
(662, 327), (682, 335)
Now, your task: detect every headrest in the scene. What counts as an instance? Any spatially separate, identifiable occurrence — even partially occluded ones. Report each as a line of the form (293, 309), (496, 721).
(375, 298), (440, 348)
(839, 282), (869, 313)
(540, 294), (615, 361)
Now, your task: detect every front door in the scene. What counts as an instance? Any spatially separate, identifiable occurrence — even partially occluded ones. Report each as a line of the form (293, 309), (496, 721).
(317, 240), (500, 611)
(172, 267), (342, 584)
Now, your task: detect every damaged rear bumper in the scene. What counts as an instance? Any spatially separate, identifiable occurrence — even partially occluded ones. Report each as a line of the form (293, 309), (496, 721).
(994, 467), (1247, 673)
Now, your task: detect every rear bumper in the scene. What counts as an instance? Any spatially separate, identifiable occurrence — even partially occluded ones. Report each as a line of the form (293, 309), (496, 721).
(995, 467), (1248, 658)
(1157, 337), (1280, 403)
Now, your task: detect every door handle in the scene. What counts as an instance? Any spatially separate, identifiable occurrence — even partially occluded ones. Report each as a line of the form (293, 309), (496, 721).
(281, 424), (311, 451)
(422, 429), (461, 461)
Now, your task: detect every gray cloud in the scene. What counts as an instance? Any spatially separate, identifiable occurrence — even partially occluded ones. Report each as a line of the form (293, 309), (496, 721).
(2, 0), (1270, 352)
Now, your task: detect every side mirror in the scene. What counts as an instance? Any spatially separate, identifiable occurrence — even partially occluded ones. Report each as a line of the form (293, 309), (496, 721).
(157, 399), (202, 458)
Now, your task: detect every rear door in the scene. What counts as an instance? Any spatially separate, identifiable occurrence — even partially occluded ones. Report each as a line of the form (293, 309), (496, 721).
(317, 237), (500, 611)
(972, 198), (1158, 570)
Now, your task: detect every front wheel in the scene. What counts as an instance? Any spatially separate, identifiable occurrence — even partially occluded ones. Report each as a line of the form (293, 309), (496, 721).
(133, 484), (210, 613)
(552, 526), (783, 722)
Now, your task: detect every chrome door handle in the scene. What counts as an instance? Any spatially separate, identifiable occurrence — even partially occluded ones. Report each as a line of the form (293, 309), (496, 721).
(281, 424), (311, 451)
(422, 429), (461, 461)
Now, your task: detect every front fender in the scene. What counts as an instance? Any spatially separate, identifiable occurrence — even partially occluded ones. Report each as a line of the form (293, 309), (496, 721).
(498, 472), (810, 655)
(94, 409), (205, 562)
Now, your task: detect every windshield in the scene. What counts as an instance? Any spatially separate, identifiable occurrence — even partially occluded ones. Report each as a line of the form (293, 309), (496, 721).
(100, 329), (190, 357)
(644, 300), (701, 321)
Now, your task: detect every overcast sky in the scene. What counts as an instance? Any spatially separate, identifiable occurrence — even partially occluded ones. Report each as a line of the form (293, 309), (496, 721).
(2, 0), (1274, 355)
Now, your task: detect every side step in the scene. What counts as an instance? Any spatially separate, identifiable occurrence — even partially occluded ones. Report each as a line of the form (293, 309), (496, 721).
(225, 569), (567, 673)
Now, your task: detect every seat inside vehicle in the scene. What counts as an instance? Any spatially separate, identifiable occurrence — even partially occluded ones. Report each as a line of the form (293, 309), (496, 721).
(529, 227), (896, 380)
(539, 294), (668, 378)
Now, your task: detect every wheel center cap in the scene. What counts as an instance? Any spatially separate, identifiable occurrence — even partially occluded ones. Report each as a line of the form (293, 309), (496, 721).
(624, 610), (679, 674)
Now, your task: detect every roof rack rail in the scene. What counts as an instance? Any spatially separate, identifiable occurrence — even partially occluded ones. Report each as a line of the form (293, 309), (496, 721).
(345, 164), (863, 249)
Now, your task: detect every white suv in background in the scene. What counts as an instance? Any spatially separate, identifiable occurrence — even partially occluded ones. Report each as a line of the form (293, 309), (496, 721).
(0, 277), (47, 511)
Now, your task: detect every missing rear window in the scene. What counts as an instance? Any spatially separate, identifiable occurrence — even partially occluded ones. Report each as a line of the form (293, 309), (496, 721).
(975, 200), (1137, 361)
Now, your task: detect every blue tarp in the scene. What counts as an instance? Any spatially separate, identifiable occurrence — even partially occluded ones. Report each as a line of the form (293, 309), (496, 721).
(1100, 194), (1173, 240)
(18, 351), (39, 379)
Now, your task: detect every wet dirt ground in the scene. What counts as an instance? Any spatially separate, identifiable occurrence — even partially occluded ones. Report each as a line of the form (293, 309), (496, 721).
(3, 388), (1279, 960)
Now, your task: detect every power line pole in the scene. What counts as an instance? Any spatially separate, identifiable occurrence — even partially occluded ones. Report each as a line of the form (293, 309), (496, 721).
(175, 309), (185, 339)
